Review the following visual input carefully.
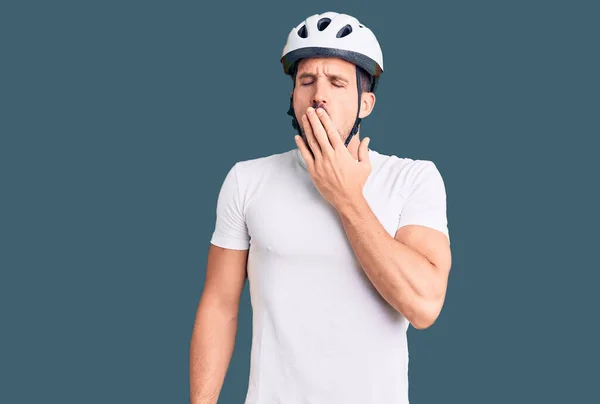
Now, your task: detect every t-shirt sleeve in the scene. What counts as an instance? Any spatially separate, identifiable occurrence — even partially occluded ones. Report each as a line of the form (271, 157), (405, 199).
(210, 163), (250, 250)
(397, 161), (450, 243)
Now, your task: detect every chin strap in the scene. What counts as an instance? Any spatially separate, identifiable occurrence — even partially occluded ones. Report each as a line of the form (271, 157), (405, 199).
(287, 65), (370, 148)
(286, 66), (302, 141)
(344, 66), (363, 147)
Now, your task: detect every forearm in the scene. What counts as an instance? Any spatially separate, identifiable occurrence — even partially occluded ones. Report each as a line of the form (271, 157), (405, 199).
(336, 196), (445, 328)
(189, 299), (238, 404)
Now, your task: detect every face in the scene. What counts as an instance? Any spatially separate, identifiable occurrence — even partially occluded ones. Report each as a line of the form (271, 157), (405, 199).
(293, 57), (375, 144)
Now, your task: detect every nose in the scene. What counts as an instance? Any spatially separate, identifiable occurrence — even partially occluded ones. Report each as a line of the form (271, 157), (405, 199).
(311, 81), (328, 107)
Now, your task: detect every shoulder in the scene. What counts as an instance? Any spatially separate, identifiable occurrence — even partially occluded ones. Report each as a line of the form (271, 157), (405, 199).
(226, 149), (297, 185)
(235, 150), (291, 169)
(369, 149), (444, 186)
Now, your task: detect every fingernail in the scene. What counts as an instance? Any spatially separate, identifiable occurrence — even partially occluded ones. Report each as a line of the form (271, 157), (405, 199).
(307, 107), (314, 115)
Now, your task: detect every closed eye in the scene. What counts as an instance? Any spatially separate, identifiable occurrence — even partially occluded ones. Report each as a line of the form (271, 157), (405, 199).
(300, 81), (345, 88)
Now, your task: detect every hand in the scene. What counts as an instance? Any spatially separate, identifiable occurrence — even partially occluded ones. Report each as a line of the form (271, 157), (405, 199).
(294, 106), (371, 210)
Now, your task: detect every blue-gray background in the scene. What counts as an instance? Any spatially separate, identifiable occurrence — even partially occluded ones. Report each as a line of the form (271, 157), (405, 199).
(1, 0), (598, 403)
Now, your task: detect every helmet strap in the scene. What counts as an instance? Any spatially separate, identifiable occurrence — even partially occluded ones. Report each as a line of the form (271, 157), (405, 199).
(344, 65), (363, 147)
(287, 66), (303, 142)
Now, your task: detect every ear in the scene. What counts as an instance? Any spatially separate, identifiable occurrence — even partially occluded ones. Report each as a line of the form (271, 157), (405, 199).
(358, 92), (376, 119)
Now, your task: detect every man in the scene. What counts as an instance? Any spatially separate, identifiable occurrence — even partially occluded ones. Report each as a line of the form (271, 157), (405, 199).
(190, 11), (452, 404)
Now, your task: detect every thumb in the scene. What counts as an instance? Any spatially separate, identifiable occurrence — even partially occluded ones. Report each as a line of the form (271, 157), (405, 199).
(358, 137), (370, 162)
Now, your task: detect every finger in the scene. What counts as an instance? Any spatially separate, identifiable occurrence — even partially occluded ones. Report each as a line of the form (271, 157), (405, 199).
(358, 137), (371, 162)
(294, 135), (315, 171)
(306, 107), (333, 155)
(315, 108), (343, 150)
(302, 114), (322, 159)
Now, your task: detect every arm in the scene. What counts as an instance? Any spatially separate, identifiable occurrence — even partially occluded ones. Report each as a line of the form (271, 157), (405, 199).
(189, 244), (248, 404)
(293, 108), (451, 329)
(337, 198), (451, 329)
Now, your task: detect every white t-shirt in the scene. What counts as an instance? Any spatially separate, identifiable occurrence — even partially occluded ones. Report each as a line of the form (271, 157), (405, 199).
(210, 148), (450, 404)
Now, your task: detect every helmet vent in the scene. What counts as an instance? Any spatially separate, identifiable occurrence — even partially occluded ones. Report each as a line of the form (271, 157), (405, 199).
(297, 25), (308, 38)
(336, 24), (353, 38)
(317, 18), (331, 31)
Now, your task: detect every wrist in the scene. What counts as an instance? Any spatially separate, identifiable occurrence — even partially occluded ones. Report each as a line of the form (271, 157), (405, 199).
(334, 192), (368, 219)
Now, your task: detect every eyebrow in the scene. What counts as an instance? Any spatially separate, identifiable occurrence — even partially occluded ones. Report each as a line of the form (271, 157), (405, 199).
(297, 72), (349, 83)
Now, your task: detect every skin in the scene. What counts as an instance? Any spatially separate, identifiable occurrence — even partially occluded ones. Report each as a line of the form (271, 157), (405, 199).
(189, 56), (452, 403)
(190, 246), (248, 404)
(292, 57), (376, 160)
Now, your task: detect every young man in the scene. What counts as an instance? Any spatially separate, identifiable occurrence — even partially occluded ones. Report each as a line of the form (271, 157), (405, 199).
(190, 12), (452, 404)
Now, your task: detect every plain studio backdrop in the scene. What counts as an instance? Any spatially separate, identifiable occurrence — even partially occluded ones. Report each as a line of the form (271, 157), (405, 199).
(1, 0), (598, 403)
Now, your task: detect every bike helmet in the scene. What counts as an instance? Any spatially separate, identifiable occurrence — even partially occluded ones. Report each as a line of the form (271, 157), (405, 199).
(281, 12), (384, 147)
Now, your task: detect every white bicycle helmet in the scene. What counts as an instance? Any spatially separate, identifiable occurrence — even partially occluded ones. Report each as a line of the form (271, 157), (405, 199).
(281, 12), (384, 85)
(281, 12), (384, 146)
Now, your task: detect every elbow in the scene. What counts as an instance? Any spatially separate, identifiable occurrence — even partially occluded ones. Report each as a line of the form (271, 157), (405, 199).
(407, 276), (449, 330)
(406, 298), (444, 330)
(410, 313), (438, 330)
